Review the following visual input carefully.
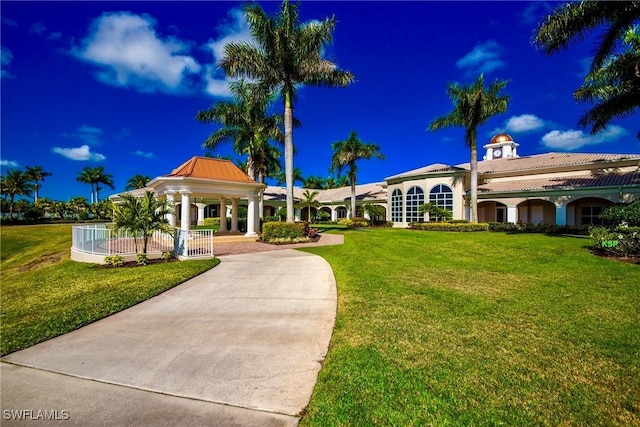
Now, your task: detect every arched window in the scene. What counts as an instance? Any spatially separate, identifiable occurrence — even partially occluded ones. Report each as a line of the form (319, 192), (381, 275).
(405, 186), (424, 223)
(429, 184), (453, 220)
(391, 189), (403, 222)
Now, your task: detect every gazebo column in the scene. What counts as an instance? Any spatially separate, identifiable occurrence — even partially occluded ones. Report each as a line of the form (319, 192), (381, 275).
(230, 198), (239, 232)
(196, 203), (206, 225)
(245, 193), (258, 237)
(180, 191), (191, 231)
(165, 192), (176, 228)
(219, 197), (228, 233)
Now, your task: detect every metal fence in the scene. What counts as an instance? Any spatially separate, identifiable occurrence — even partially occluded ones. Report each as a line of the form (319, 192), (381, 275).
(71, 224), (214, 259)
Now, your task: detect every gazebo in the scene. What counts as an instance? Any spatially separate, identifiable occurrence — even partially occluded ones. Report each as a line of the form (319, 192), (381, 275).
(117, 156), (266, 237)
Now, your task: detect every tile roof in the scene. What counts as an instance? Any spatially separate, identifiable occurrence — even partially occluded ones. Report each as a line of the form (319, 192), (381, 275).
(166, 156), (255, 183)
(263, 182), (387, 203)
(478, 170), (640, 194)
(467, 152), (640, 175)
(385, 163), (465, 180)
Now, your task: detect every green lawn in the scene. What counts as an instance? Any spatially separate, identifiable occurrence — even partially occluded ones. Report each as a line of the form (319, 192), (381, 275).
(300, 228), (639, 426)
(0, 224), (218, 356)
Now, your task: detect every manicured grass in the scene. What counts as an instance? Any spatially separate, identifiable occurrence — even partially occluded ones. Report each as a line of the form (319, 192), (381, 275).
(300, 228), (639, 426)
(0, 224), (218, 356)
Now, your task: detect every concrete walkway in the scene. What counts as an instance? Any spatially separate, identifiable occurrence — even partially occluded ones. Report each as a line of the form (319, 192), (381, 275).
(1, 249), (337, 426)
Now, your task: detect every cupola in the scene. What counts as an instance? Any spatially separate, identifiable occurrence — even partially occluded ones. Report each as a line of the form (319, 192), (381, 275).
(483, 133), (519, 160)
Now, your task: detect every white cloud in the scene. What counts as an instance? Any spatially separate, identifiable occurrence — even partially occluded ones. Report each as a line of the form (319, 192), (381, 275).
(203, 8), (253, 98)
(1, 159), (19, 168)
(133, 150), (154, 159)
(456, 40), (505, 76)
(505, 114), (546, 133)
(73, 11), (201, 94)
(52, 145), (106, 161)
(1, 47), (14, 79)
(30, 22), (61, 41)
(540, 126), (628, 151)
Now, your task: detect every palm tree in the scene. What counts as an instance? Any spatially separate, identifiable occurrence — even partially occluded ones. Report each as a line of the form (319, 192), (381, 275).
(25, 165), (52, 202)
(330, 131), (385, 219)
(112, 191), (174, 255)
(125, 174), (151, 191)
(303, 175), (326, 189)
(274, 166), (304, 186)
(1, 169), (32, 217)
(197, 79), (285, 181)
(298, 189), (320, 221)
(77, 166), (114, 203)
(221, 0), (355, 223)
(534, 1), (640, 138)
(428, 74), (509, 223)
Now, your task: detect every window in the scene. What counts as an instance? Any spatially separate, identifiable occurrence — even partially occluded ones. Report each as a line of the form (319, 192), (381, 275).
(391, 189), (403, 222)
(581, 206), (603, 225)
(405, 186), (424, 223)
(429, 184), (453, 221)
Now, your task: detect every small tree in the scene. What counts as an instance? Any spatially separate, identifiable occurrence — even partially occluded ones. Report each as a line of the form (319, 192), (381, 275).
(363, 203), (386, 226)
(419, 203), (452, 222)
(112, 191), (174, 255)
(298, 189), (320, 221)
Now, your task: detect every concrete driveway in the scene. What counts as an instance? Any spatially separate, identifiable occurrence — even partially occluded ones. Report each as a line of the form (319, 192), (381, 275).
(1, 249), (337, 426)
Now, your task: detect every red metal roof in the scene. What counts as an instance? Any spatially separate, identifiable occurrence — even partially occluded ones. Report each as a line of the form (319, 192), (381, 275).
(166, 156), (255, 183)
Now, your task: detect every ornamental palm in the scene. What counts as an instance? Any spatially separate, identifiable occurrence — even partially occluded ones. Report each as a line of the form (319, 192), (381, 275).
(0, 169), (32, 217)
(330, 131), (385, 219)
(428, 74), (509, 223)
(220, 0), (355, 223)
(534, 1), (640, 138)
(112, 191), (174, 255)
(197, 79), (284, 181)
(125, 174), (151, 191)
(298, 189), (320, 221)
(25, 165), (52, 202)
(77, 166), (114, 203)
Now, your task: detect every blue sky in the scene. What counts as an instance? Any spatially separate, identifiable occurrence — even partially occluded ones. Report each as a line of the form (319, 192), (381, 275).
(1, 1), (638, 202)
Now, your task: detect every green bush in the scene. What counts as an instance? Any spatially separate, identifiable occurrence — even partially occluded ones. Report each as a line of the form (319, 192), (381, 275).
(104, 254), (124, 267)
(262, 221), (306, 243)
(136, 253), (149, 266)
(410, 222), (489, 232)
(337, 219), (354, 227)
(488, 222), (590, 234)
(161, 251), (173, 261)
(203, 217), (220, 226)
(599, 201), (640, 227)
(590, 225), (640, 257)
(264, 215), (279, 222)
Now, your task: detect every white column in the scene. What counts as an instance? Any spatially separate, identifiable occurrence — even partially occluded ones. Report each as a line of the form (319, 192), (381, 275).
(219, 197), (228, 233)
(180, 192), (191, 231)
(196, 203), (206, 225)
(165, 192), (176, 228)
(331, 207), (337, 221)
(258, 190), (264, 220)
(245, 194), (258, 237)
(555, 205), (567, 225)
(295, 208), (301, 222)
(507, 205), (517, 224)
(231, 198), (239, 232)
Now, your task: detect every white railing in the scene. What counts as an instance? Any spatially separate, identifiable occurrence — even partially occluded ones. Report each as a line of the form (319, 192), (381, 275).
(71, 224), (214, 259)
(174, 229), (215, 258)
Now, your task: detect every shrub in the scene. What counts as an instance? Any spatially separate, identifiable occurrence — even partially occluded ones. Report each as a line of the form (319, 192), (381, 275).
(161, 251), (174, 261)
(203, 217), (219, 226)
(264, 215), (279, 222)
(304, 222), (319, 238)
(410, 222), (489, 232)
(262, 221), (306, 243)
(599, 201), (640, 227)
(337, 219), (353, 227)
(136, 253), (149, 266)
(104, 254), (124, 267)
(488, 222), (590, 235)
(590, 225), (640, 257)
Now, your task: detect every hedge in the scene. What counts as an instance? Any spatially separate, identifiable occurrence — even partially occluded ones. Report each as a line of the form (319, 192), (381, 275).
(262, 221), (307, 243)
(410, 222), (489, 232)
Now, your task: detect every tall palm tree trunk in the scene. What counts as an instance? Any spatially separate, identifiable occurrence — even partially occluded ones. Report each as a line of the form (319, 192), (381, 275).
(284, 90), (295, 223)
(350, 175), (356, 219)
(470, 145), (478, 223)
